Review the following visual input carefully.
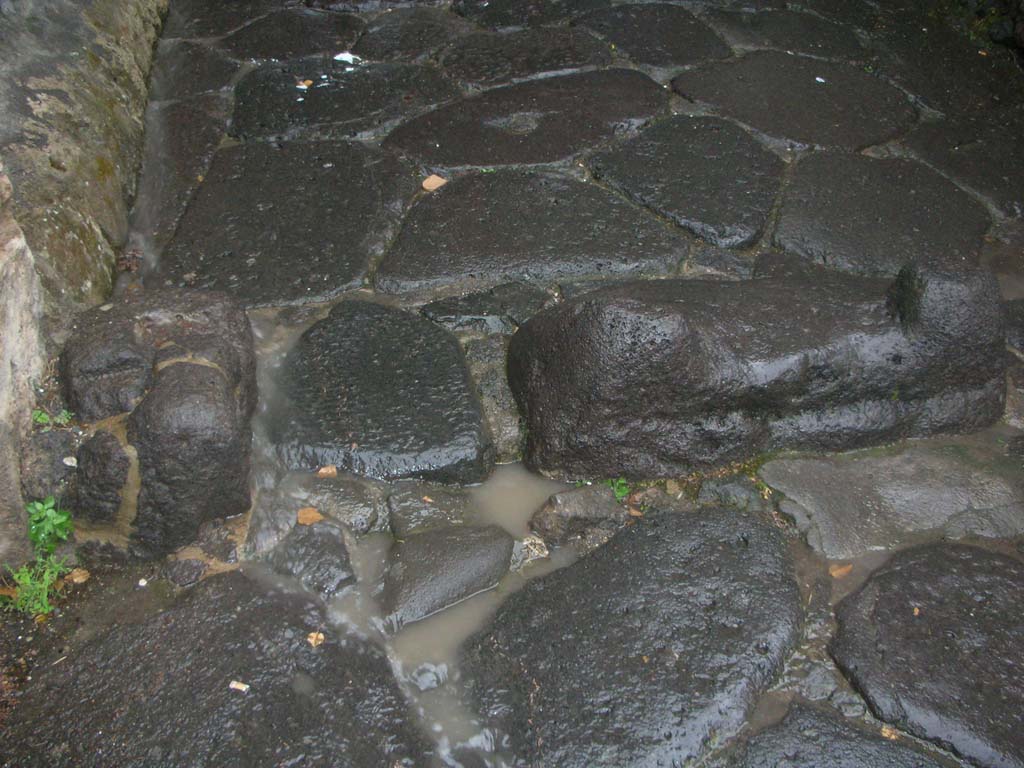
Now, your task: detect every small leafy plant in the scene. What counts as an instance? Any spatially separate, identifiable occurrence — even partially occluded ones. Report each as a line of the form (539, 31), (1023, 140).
(605, 477), (632, 503)
(31, 408), (73, 429)
(5, 555), (68, 616)
(26, 496), (73, 555)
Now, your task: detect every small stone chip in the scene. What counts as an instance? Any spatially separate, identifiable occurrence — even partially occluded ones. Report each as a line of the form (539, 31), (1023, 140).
(62, 456), (78, 468)
(422, 174), (448, 192)
(297, 506), (325, 526)
(307, 631), (325, 648)
(229, 680), (250, 693)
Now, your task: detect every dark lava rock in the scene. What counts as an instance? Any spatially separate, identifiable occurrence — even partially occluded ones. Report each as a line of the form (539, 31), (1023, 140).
(159, 142), (416, 307)
(19, 429), (77, 507)
(61, 289), (256, 423)
(163, 0), (279, 38)
(383, 69), (668, 166)
(421, 282), (551, 334)
(375, 170), (688, 294)
(218, 9), (364, 60)
(460, 507), (802, 766)
(904, 105), (1024, 220)
(438, 28), (612, 86)
(775, 153), (990, 276)
(590, 115), (784, 248)
(672, 51), (917, 150)
(508, 262), (1005, 477)
(576, 3), (731, 68)
(271, 300), (493, 483)
(697, 475), (769, 513)
(196, 520), (239, 563)
(1007, 299), (1024, 353)
(265, 519), (355, 599)
(387, 481), (472, 536)
(463, 335), (524, 462)
(74, 430), (129, 524)
(831, 544), (1024, 768)
(0, 570), (432, 767)
(162, 557), (208, 587)
(353, 7), (477, 62)
(149, 40), (241, 101)
(453, 0), (612, 29)
(231, 58), (460, 141)
(705, 8), (867, 60)
(708, 703), (950, 768)
(529, 484), (627, 553)
(381, 525), (513, 628)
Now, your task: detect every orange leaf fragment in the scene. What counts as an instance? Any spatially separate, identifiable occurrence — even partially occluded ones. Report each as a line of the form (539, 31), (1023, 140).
(913, 606), (921, 617)
(422, 496), (434, 503)
(316, 465), (338, 478)
(829, 563), (853, 579)
(422, 174), (448, 192)
(628, 507), (643, 518)
(307, 631), (325, 648)
(297, 507), (324, 526)
(881, 725), (899, 740)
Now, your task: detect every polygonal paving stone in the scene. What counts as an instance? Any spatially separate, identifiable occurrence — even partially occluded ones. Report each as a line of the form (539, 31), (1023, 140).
(159, 142), (416, 307)
(438, 27), (611, 86)
(672, 51), (917, 150)
(352, 7), (478, 62)
(774, 152), (990, 276)
(460, 507), (802, 767)
(590, 115), (783, 248)
(163, 0), (279, 38)
(904, 105), (1024, 219)
(149, 40), (241, 101)
(832, 544), (1024, 768)
(576, 3), (731, 68)
(453, 0), (612, 29)
(231, 58), (460, 140)
(375, 170), (689, 294)
(704, 8), (867, 60)
(270, 300), (493, 483)
(218, 9), (364, 61)
(383, 69), (668, 166)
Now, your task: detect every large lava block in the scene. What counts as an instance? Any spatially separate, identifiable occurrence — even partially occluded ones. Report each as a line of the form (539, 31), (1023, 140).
(459, 506), (802, 766)
(270, 300), (493, 483)
(509, 257), (1005, 477)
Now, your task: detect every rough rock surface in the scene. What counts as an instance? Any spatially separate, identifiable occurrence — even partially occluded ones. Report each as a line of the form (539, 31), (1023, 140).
(265, 519), (355, 599)
(708, 703), (950, 767)
(163, 0), (277, 37)
(509, 261), (1005, 477)
(529, 484), (627, 553)
(148, 40), (241, 101)
(158, 142), (416, 307)
(231, 58), (460, 141)
(460, 507), (802, 766)
(705, 9), (867, 60)
(386, 482), (472, 537)
(19, 430), (78, 508)
(453, 0), (611, 29)
(383, 69), (668, 166)
(375, 170), (688, 294)
(576, 3), (731, 68)
(381, 525), (514, 628)
(760, 437), (1024, 559)
(421, 282), (551, 334)
(463, 335), (524, 462)
(74, 430), (130, 524)
(589, 115), (784, 248)
(832, 544), (1024, 768)
(218, 9), (364, 61)
(0, 571), (433, 767)
(271, 300), (493, 483)
(672, 51), (917, 150)
(775, 152), (990, 276)
(353, 7), (477, 62)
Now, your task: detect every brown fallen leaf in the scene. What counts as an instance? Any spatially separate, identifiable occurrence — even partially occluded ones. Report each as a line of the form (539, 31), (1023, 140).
(0, 586), (16, 599)
(67, 568), (91, 585)
(316, 465), (338, 478)
(307, 631), (325, 648)
(828, 563), (853, 579)
(422, 496), (434, 503)
(297, 506), (324, 526)
(880, 725), (899, 740)
(628, 507), (643, 518)
(422, 174), (448, 192)
(913, 606), (921, 617)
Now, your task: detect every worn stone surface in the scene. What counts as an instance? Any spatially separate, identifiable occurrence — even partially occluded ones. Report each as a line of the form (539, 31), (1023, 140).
(383, 69), (668, 166)
(271, 300), (493, 483)
(159, 142), (416, 307)
(530, 484), (627, 553)
(0, 570), (433, 766)
(708, 703), (950, 768)
(265, 519), (355, 599)
(74, 430), (129, 524)
(381, 525), (514, 628)
(463, 335), (524, 462)
(353, 7), (477, 62)
(387, 482), (472, 537)
(231, 58), (460, 141)
(461, 507), (802, 766)
(509, 262), (1005, 478)
(590, 115), (784, 248)
(439, 28), (611, 86)
(704, 9), (867, 59)
(832, 544), (1024, 768)
(421, 282), (551, 334)
(698, 474), (770, 513)
(163, 0), (277, 37)
(219, 8), (364, 60)
(775, 152), (990, 276)
(149, 40), (241, 101)
(453, 0), (612, 29)
(672, 51), (917, 150)
(163, 556), (207, 587)
(376, 170), (688, 294)
(19, 429), (78, 508)
(1007, 299), (1024, 352)
(576, 4), (731, 68)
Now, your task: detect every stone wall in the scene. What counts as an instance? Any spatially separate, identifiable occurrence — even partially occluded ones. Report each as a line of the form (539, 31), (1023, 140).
(0, 0), (167, 564)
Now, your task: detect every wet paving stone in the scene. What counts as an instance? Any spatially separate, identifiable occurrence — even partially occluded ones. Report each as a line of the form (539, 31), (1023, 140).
(421, 282), (552, 334)
(149, 40), (241, 102)
(453, 0), (612, 29)
(163, 0), (280, 39)
(589, 115), (784, 248)
(270, 300), (494, 483)
(576, 3), (731, 68)
(352, 6), (477, 62)
(383, 68), (668, 166)
(159, 141), (416, 307)
(438, 27), (611, 87)
(218, 8), (364, 61)
(672, 51), (917, 150)
(832, 544), (1024, 768)
(708, 703), (951, 768)
(460, 506), (803, 767)
(774, 152), (990, 276)
(704, 8), (867, 60)
(375, 169), (689, 294)
(231, 57), (460, 141)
